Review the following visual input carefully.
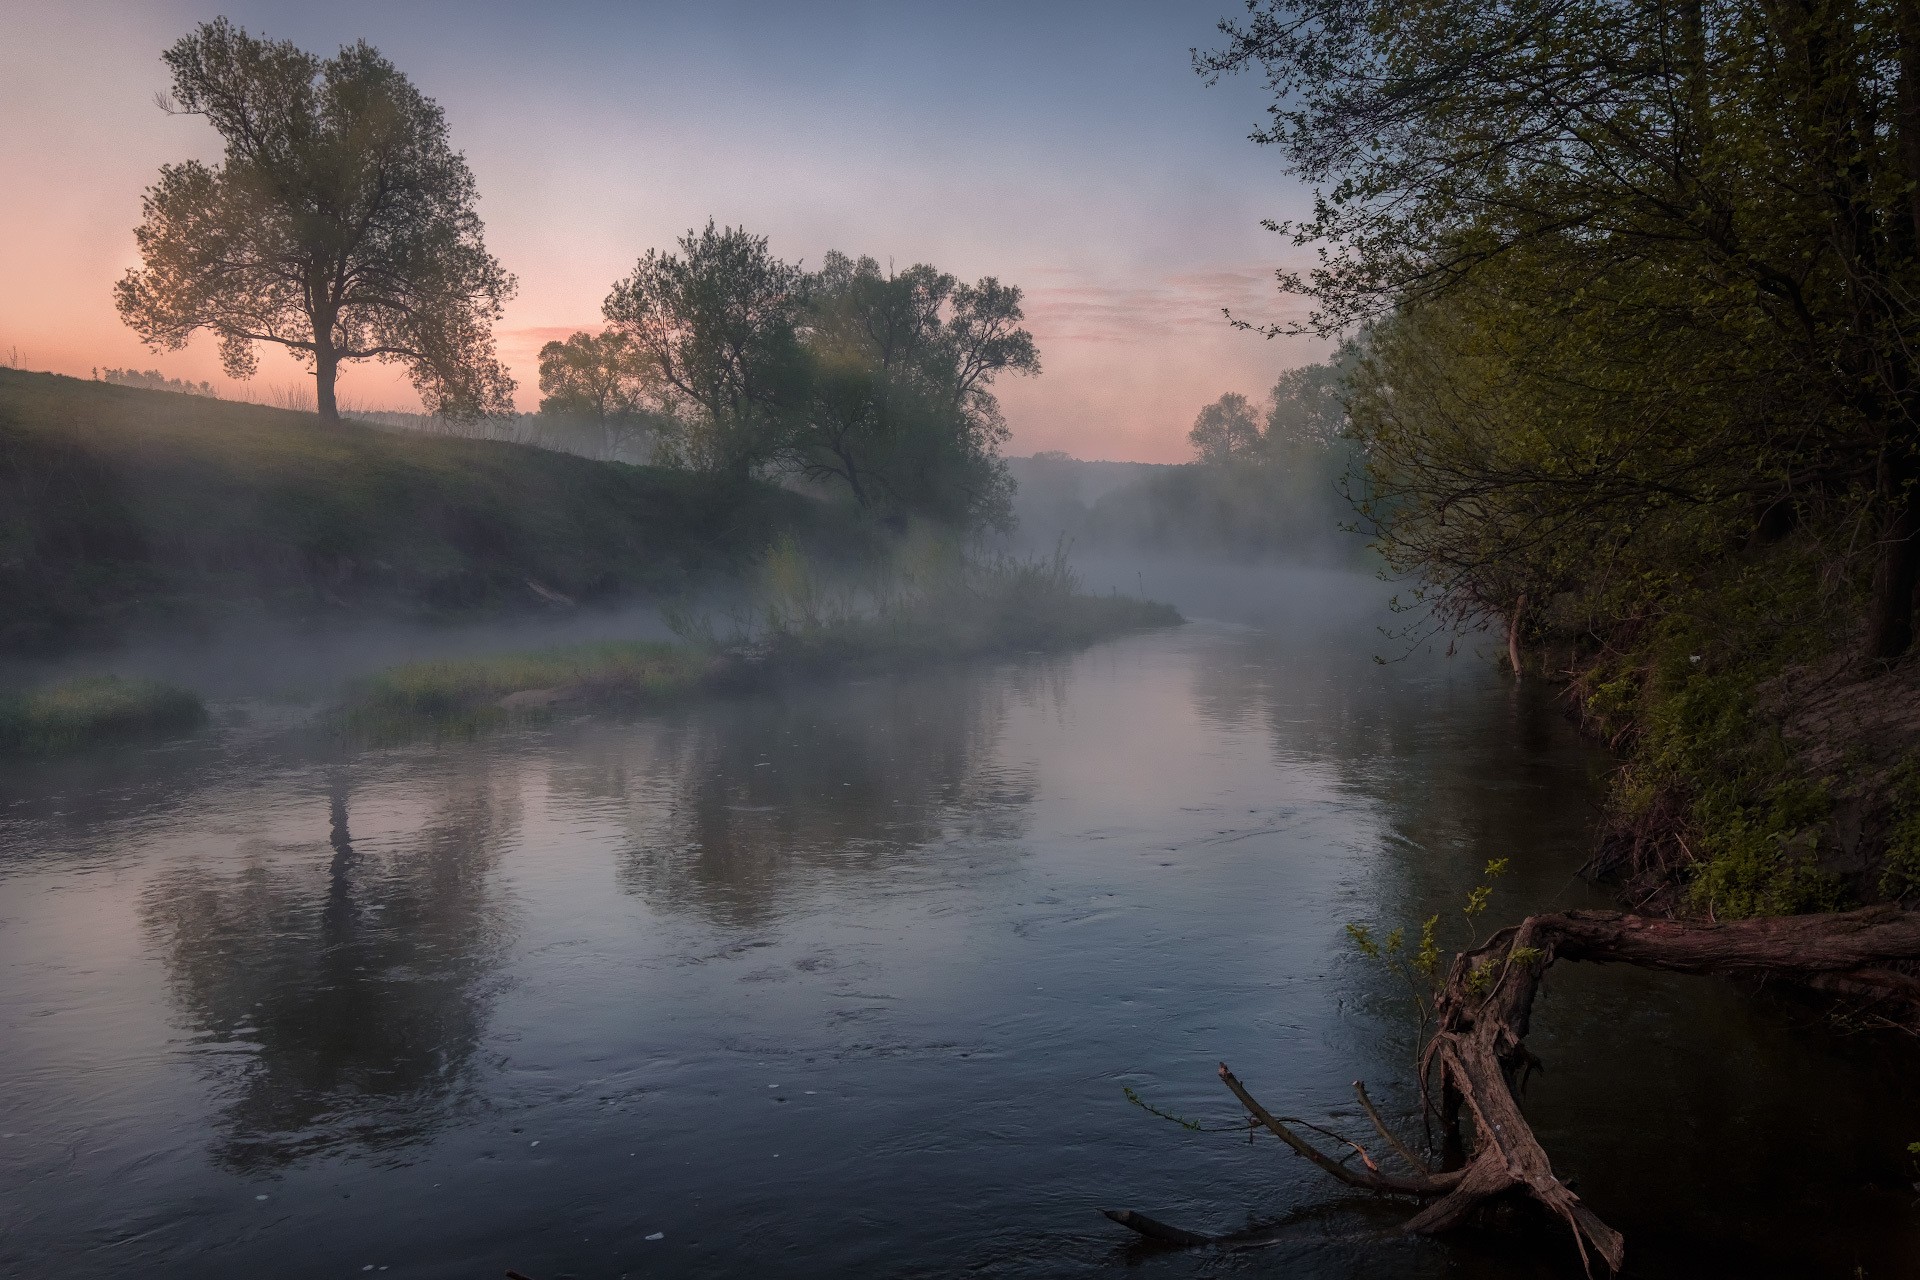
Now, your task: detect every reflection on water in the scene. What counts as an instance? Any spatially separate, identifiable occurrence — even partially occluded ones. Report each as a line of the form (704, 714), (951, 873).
(563, 667), (1036, 926)
(140, 768), (516, 1168)
(2, 568), (1917, 1279)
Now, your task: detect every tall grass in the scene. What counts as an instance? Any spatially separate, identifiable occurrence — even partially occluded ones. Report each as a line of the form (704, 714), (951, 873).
(343, 640), (709, 738)
(0, 675), (207, 755)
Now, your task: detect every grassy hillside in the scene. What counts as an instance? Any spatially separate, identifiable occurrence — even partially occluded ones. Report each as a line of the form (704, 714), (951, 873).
(0, 370), (863, 654)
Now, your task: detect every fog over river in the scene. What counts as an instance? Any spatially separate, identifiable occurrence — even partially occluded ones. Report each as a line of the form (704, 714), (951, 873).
(3, 563), (1915, 1278)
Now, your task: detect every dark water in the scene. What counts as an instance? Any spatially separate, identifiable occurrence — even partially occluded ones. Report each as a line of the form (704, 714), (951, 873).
(3, 564), (1917, 1279)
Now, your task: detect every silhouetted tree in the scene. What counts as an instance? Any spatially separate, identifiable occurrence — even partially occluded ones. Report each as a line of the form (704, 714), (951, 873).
(601, 221), (807, 477)
(536, 329), (661, 459)
(1189, 392), (1262, 463)
(796, 252), (1034, 529)
(115, 19), (516, 422)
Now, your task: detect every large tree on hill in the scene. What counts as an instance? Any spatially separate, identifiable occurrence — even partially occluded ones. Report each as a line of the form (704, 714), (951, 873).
(115, 19), (516, 423)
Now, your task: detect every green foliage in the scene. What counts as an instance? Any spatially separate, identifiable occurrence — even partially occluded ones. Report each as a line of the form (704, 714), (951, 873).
(534, 330), (670, 461)
(343, 640), (707, 739)
(602, 221), (809, 478)
(1348, 859), (1512, 1045)
(793, 252), (1035, 531)
(1123, 1086), (1204, 1131)
(702, 535), (1182, 669)
(0, 675), (206, 756)
(1189, 393), (1263, 464)
(603, 234), (1036, 532)
(1575, 557), (1855, 917)
(115, 19), (515, 421)
(1205, 0), (1920, 908)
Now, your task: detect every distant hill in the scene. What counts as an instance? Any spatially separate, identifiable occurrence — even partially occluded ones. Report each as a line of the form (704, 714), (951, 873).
(0, 370), (863, 655)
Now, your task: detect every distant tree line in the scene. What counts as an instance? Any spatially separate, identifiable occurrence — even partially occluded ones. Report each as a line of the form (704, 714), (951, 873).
(1002, 358), (1363, 561)
(95, 368), (217, 397)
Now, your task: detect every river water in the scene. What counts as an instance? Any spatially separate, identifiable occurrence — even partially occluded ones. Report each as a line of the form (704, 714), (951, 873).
(3, 562), (1917, 1278)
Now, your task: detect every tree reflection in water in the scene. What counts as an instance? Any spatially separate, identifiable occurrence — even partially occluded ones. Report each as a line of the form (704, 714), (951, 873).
(140, 761), (518, 1169)
(551, 665), (1047, 927)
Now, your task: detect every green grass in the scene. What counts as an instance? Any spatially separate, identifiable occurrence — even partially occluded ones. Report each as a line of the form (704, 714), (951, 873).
(344, 640), (710, 738)
(0, 369), (867, 654)
(0, 675), (207, 755)
(340, 542), (1183, 739)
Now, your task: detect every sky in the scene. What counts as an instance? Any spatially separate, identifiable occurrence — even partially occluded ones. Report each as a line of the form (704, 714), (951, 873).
(0, 0), (1328, 463)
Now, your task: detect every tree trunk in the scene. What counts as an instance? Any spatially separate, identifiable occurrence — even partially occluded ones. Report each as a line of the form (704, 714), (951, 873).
(1873, 2), (1920, 662)
(839, 449), (870, 508)
(314, 340), (341, 424)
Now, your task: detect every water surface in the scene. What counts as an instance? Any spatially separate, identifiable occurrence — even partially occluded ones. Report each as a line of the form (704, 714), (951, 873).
(3, 564), (1915, 1278)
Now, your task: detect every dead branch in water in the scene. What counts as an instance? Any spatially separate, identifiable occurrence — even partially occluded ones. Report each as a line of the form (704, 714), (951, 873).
(1106, 904), (1920, 1272)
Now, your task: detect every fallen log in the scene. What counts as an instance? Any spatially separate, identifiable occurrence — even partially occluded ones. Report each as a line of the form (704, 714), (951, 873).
(1106, 904), (1920, 1272)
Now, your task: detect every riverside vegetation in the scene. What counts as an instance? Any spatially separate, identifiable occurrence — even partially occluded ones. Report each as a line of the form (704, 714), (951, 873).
(341, 538), (1180, 739)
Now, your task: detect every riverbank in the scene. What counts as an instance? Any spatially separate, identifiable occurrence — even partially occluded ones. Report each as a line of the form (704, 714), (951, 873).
(341, 548), (1181, 739)
(0, 369), (865, 656)
(1526, 535), (1917, 919)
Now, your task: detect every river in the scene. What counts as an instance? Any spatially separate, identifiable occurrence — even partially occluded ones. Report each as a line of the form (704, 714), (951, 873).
(3, 562), (1916, 1278)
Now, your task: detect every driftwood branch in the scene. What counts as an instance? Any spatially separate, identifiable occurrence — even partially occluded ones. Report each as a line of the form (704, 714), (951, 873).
(1354, 1079), (1431, 1174)
(1107, 904), (1920, 1272)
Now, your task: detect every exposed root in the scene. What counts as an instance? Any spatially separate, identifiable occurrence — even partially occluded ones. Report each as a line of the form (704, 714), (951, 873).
(1106, 904), (1920, 1272)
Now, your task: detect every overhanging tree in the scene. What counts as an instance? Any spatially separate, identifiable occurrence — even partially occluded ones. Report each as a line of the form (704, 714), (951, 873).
(1203, 0), (1920, 656)
(115, 19), (517, 422)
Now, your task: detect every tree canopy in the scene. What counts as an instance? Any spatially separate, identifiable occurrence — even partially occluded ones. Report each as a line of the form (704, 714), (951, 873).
(602, 222), (809, 478)
(794, 252), (1036, 530)
(1205, 0), (1920, 655)
(1189, 393), (1263, 464)
(601, 228), (1038, 530)
(535, 329), (665, 460)
(115, 19), (516, 422)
